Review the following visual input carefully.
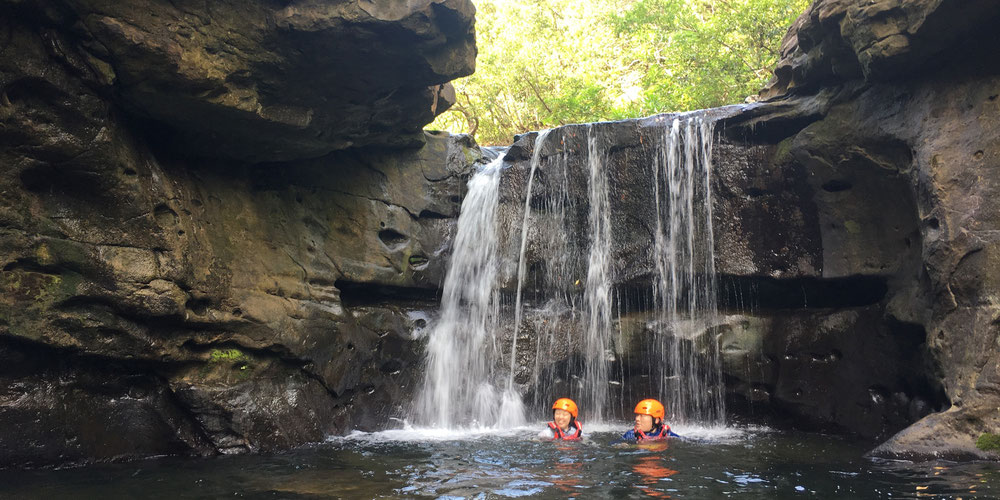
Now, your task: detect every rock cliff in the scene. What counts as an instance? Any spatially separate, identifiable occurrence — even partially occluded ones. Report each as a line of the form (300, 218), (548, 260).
(0, 0), (477, 466)
(751, 0), (1000, 461)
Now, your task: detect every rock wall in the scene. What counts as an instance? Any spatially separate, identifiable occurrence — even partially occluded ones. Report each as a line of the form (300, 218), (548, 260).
(747, 0), (1000, 461)
(0, 0), (477, 466)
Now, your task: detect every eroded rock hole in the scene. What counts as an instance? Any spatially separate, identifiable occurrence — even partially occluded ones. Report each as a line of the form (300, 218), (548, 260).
(378, 229), (408, 247)
(153, 204), (179, 227)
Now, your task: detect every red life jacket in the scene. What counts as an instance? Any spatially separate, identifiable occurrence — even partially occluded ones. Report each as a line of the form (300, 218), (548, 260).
(548, 420), (583, 440)
(637, 424), (670, 441)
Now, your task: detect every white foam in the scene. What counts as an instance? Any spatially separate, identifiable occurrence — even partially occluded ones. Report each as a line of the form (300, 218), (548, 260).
(327, 424), (540, 444)
(327, 422), (772, 444)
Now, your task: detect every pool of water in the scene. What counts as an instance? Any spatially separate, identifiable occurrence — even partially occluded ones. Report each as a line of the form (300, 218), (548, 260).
(2, 424), (996, 499)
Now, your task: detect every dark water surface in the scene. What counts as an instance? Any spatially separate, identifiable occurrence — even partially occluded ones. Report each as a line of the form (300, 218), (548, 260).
(2, 425), (997, 499)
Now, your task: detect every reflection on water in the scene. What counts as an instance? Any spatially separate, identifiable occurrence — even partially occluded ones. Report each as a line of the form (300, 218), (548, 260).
(1, 425), (997, 499)
(633, 445), (678, 499)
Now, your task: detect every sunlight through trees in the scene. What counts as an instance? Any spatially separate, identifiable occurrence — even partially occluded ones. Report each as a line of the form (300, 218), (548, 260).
(428, 0), (810, 145)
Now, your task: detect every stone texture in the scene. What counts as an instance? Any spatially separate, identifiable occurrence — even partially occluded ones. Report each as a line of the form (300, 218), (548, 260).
(2, 0), (476, 162)
(0, 0), (477, 467)
(762, 0), (1000, 97)
(717, 309), (940, 440)
(751, 0), (1000, 460)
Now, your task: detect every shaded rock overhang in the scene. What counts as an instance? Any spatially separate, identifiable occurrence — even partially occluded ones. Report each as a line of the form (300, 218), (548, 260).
(2, 0), (476, 162)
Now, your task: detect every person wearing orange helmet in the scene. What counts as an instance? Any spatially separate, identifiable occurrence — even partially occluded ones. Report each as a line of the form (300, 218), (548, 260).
(545, 397), (583, 440)
(621, 398), (679, 442)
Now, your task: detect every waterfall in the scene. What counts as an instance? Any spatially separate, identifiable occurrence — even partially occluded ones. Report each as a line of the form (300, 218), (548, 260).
(415, 114), (724, 429)
(651, 115), (725, 424)
(582, 125), (612, 421)
(509, 129), (552, 399)
(509, 126), (615, 423)
(414, 156), (524, 428)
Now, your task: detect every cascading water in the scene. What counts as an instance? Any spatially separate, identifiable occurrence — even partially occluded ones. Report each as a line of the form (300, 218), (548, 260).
(508, 129), (552, 400)
(651, 114), (725, 424)
(416, 113), (724, 430)
(414, 156), (524, 428)
(505, 132), (582, 414)
(581, 125), (613, 421)
(509, 125), (617, 423)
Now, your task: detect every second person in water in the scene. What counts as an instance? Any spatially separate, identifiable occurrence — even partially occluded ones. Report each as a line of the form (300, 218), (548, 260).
(621, 399), (680, 441)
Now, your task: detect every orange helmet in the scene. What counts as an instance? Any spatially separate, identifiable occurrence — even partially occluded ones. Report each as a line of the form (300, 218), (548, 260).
(634, 399), (665, 419)
(552, 398), (579, 419)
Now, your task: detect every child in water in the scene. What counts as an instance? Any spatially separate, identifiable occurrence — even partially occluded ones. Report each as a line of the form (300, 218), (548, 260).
(621, 399), (680, 442)
(543, 398), (583, 440)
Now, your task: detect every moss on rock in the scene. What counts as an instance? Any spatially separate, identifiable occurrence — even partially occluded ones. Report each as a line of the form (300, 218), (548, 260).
(976, 433), (1000, 452)
(209, 348), (249, 363)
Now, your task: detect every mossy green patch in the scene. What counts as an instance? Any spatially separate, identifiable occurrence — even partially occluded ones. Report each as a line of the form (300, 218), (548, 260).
(462, 146), (481, 165)
(773, 136), (796, 165)
(844, 220), (861, 234)
(0, 269), (81, 306)
(209, 348), (249, 363)
(197, 348), (255, 381)
(976, 433), (1000, 452)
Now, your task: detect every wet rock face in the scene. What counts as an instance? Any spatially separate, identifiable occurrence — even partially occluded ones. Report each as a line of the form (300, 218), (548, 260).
(747, 0), (1000, 460)
(717, 310), (943, 440)
(0, 1), (475, 466)
(0, 339), (212, 466)
(3, 0), (475, 162)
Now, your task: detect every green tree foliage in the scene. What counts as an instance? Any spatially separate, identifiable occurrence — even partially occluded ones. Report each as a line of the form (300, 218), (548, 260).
(428, 0), (810, 145)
